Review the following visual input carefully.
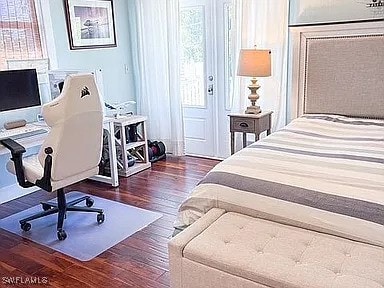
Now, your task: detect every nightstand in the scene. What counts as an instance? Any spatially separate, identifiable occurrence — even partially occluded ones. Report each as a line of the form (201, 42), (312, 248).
(229, 111), (273, 155)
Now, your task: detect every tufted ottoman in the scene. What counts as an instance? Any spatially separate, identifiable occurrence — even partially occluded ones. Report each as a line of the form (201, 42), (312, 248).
(169, 208), (384, 288)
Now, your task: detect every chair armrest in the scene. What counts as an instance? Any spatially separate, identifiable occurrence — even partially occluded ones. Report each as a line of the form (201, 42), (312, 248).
(0, 138), (33, 188)
(0, 138), (26, 155)
(35, 147), (53, 192)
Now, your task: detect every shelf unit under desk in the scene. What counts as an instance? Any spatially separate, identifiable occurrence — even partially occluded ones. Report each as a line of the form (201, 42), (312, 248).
(110, 115), (151, 177)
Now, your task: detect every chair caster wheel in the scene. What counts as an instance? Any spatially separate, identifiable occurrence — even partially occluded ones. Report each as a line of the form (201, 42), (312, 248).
(42, 203), (51, 211)
(97, 213), (105, 224)
(86, 198), (94, 207)
(20, 222), (31, 232)
(57, 229), (67, 241)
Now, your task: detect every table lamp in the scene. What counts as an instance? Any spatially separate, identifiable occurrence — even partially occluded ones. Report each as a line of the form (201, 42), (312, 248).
(237, 48), (271, 114)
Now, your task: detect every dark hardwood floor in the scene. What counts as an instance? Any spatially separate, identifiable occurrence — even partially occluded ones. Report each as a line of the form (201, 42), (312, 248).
(0, 156), (220, 288)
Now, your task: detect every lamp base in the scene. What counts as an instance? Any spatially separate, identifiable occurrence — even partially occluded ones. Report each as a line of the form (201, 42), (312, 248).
(245, 105), (261, 114)
(245, 77), (262, 114)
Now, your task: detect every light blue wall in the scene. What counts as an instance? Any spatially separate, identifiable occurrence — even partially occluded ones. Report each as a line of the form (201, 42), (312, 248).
(48, 0), (135, 105)
(289, 0), (384, 25)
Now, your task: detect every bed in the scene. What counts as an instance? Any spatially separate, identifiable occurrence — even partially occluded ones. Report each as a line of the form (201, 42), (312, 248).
(170, 21), (384, 288)
(175, 113), (384, 246)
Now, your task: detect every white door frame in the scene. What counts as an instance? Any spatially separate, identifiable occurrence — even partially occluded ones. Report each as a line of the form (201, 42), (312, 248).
(214, 0), (232, 158)
(181, 0), (232, 159)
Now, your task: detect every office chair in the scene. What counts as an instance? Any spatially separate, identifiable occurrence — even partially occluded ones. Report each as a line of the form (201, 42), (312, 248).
(0, 74), (105, 241)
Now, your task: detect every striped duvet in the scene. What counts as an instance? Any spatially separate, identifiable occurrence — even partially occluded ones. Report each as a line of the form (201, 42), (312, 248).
(175, 114), (384, 247)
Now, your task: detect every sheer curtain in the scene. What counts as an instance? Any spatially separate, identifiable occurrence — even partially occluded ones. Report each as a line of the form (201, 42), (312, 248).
(129, 0), (185, 156)
(231, 0), (289, 131)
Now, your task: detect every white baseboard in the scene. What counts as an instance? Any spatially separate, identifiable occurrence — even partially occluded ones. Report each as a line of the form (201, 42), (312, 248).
(185, 153), (225, 161)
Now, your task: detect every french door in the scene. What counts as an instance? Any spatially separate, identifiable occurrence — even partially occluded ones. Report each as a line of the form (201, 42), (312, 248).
(180, 0), (233, 158)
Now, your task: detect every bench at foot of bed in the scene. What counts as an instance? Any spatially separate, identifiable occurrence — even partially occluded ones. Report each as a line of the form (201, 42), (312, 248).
(169, 208), (383, 288)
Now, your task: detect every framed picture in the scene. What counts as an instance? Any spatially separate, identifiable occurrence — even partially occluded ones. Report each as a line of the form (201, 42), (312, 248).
(64, 0), (117, 50)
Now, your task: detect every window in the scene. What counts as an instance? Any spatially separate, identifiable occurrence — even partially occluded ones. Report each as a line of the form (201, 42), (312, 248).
(0, 0), (45, 70)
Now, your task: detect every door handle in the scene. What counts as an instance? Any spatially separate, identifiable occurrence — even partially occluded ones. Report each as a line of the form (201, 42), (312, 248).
(239, 123), (249, 128)
(208, 84), (214, 95)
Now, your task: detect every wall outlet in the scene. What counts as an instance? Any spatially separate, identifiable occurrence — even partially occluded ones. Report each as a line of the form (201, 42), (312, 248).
(124, 64), (130, 74)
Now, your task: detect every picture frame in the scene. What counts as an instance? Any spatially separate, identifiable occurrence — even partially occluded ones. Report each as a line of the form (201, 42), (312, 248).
(64, 0), (117, 50)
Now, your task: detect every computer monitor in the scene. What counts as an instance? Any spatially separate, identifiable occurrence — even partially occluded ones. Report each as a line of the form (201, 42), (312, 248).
(48, 69), (104, 101)
(48, 70), (80, 100)
(0, 69), (41, 112)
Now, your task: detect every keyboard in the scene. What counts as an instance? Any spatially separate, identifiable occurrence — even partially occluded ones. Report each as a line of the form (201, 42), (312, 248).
(0, 125), (47, 141)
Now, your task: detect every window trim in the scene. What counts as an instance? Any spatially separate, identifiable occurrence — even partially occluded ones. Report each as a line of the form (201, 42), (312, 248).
(35, 0), (57, 69)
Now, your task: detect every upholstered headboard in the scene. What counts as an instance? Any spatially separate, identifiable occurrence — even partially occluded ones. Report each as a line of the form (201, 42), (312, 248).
(289, 21), (384, 120)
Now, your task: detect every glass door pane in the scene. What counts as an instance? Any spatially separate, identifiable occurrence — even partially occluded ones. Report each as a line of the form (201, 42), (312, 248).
(224, 3), (233, 110)
(180, 6), (206, 107)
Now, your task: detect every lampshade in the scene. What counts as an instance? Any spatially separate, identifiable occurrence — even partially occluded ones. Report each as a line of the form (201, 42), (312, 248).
(237, 49), (271, 77)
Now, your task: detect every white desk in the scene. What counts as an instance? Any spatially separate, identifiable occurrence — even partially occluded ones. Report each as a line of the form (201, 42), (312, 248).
(0, 118), (119, 203)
